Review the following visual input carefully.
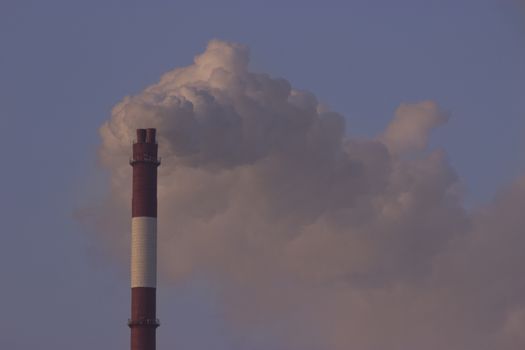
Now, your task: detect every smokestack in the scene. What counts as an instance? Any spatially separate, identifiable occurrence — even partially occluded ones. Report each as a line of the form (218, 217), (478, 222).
(128, 128), (160, 350)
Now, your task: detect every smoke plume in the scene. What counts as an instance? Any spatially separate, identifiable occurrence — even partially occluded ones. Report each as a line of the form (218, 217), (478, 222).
(97, 40), (525, 350)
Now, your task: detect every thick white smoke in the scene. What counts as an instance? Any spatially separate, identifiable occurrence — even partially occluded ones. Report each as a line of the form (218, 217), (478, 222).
(97, 40), (525, 350)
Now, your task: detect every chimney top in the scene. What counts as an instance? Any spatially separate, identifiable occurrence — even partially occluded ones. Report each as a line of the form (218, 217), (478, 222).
(136, 128), (156, 143)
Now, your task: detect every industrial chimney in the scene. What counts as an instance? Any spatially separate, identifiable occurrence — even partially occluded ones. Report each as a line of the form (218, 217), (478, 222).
(129, 128), (160, 350)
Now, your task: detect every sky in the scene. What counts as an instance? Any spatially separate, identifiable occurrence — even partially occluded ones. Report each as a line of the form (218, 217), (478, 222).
(0, 1), (524, 349)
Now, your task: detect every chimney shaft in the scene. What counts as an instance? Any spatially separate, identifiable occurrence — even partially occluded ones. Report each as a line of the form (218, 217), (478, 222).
(129, 128), (160, 350)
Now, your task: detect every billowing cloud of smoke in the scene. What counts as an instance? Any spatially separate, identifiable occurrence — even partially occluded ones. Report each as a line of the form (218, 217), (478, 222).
(97, 40), (525, 350)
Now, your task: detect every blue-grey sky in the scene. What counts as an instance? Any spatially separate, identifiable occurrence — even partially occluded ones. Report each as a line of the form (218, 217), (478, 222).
(0, 1), (524, 349)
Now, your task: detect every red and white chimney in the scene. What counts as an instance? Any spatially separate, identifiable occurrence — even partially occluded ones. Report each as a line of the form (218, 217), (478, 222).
(128, 128), (160, 350)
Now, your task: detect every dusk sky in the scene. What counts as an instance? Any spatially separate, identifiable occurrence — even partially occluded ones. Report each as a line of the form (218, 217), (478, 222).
(1, 1), (525, 349)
